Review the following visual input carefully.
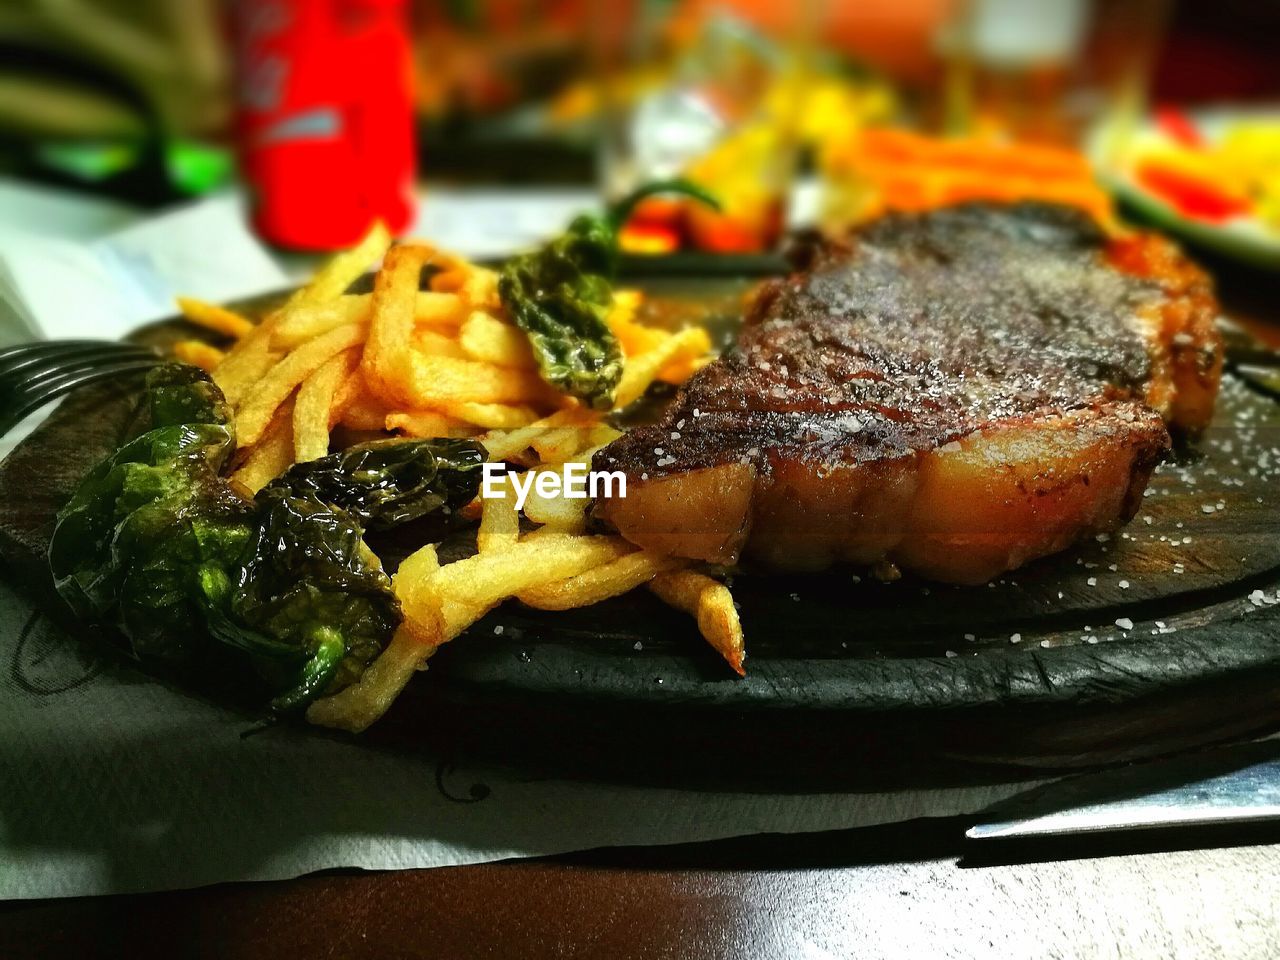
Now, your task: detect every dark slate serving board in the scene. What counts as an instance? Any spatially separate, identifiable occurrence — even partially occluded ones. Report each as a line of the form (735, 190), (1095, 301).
(3, 279), (1280, 790)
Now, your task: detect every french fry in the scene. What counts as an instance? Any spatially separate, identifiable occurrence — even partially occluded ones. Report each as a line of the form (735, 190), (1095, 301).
(479, 409), (596, 462)
(414, 291), (466, 327)
(658, 351), (713, 385)
(176, 297), (255, 339)
(439, 400), (540, 430)
(530, 425), (593, 463)
(518, 465), (592, 533)
(271, 297), (369, 349)
(172, 339), (225, 372)
(342, 391), (392, 431)
(519, 549), (682, 610)
(231, 400), (295, 493)
(477, 476), (519, 553)
(290, 221), (391, 305)
(429, 267), (468, 293)
(235, 322), (366, 447)
(294, 347), (360, 461)
(460, 268), (500, 310)
(414, 329), (469, 359)
(212, 313), (282, 406)
(272, 292), (459, 350)
(328, 369), (363, 426)
(648, 570), (746, 676)
(385, 410), (458, 438)
(407, 355), (550, 406)
(306, 625), (437, 732)
(392, 544), (444, 645)
(459, 311), (535, 368)
(399, 534), (633, 644)
(308, 544), (444, 731)
(362, 244), (435, 407)
(588, 423), (623, 448)
(615, 327), (709, 408)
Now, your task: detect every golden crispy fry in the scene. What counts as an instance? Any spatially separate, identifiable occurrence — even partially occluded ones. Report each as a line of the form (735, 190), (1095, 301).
(459, 310), (535, 368)
(438, 400), (539, 430)
(384, 410), (459, 438)
(172, 339), (225, 371)
(519, 475), (591, 533)
(615, 327), (710, 408)
(414, 329), (469, 359)
(307, 543), (446, 731)
(519, 549), (683, 610)
(478, 409), (596, 462)
(530, 425), (594, 463)
(306, 625), (438, 732)
(341, 391), (392, 431)
(391, 544), (444, 644)
(477, 476), (519, 553)
(429, 267), (468, 293)
(292, 221), (391, 305)
(407, 355), (550, 406)
(328, 369), (363, 426)
(294, 347), (360, 461)
(176, 297), (255, 339)
(648, 570), (746, 676)
(614, 319), (668, 358)
(588, 423), (623, 448)
(272, 292), (459, 351)
(658, 351), (713, 385)
(362, 244), (436, 408)
(414, 291), (466, 327)
(271, 297), (369, 349)
(211, 314), (282, 406)
(460, 268), (500, 310)
(235, 322), (366, 447)
(399, 534), (633, 645)
(231, 399), (295, 493)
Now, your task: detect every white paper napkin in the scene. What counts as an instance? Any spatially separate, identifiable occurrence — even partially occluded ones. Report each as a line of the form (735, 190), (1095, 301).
(0, 190), (287, 345)
(0, 576), (1054, 900)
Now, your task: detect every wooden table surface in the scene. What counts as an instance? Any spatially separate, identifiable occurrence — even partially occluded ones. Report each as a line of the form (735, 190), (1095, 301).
(3, 252), (1280, 960)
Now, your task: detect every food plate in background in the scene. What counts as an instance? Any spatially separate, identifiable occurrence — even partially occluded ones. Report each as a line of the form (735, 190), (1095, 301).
(1100, 105), (1280, 270)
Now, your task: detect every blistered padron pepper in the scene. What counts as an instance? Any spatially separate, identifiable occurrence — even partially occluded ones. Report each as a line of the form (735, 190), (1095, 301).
(497, 179), (719, 409)
(49, 363), (485, 713)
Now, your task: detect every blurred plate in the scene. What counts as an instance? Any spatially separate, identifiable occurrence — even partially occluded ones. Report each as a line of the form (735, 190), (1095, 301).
(1100, 105), (1280, 270)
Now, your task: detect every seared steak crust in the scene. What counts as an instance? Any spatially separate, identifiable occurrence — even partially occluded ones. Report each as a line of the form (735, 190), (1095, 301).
(594, 203), (1223, 582)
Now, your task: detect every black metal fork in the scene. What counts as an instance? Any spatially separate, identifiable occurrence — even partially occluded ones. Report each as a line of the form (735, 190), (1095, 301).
(0, 340), (162, 439)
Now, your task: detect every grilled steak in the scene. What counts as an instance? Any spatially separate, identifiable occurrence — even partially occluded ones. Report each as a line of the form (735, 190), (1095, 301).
(593, 203), (1223, 584)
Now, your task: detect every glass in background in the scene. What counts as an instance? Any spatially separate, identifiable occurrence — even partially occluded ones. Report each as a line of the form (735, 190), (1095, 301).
(592, 0), (813, 253)
(935, 0), (1171, 157)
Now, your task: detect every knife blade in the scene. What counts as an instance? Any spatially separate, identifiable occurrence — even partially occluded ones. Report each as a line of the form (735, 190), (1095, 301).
(967, 739), (1280, 840)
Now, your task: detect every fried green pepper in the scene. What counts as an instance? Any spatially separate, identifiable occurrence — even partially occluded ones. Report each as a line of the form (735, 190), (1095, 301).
(49, 363), (485, 713)
(497, 179), (719, 409)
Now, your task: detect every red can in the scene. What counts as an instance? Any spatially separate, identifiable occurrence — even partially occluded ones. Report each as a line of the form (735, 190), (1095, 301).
(234, 0), (416, 250)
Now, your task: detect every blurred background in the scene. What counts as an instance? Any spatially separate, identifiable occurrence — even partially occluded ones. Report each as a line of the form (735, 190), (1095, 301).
(0, 0), (1276, 259)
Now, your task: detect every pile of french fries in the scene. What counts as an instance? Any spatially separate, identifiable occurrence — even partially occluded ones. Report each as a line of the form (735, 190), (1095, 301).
(173, 223), (746, 732)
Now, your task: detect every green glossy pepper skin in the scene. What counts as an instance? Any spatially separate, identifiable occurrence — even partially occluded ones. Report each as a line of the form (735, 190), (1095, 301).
(270, 437), (485, 530)
(48, 363), (485, 713)
(497, 179), (719, 410)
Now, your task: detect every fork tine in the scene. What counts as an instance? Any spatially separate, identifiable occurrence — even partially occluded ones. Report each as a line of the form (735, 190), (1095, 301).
(0, 357), (161, 440)
(0, 339), (126, 363)
(0, 342), (156, 380)
(6, 350), (160, 396)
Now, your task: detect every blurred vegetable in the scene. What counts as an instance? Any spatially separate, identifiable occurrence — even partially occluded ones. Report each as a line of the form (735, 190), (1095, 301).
(49, 363), (484, 712)
(1135, 159), (1252, 223)
(498, 180), (718, 409)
